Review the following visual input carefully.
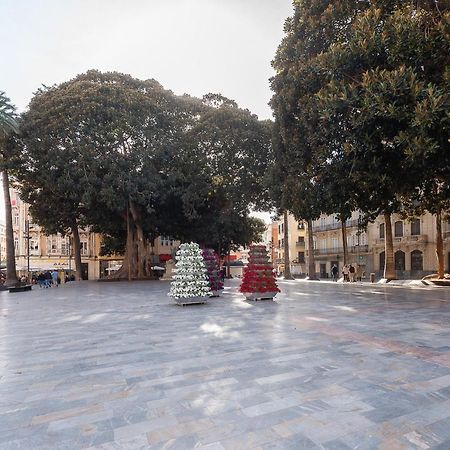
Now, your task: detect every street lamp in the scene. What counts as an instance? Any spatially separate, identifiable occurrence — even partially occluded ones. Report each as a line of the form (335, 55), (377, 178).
(24, 217), (30, 282)
(68, 236), (72, 273)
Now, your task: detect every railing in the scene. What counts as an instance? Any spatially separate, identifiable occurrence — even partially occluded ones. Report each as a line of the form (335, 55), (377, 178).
(296, 240), (305, 247)
(306, 244), (369, 256)
(312, 219), (361, 233)
(376, 235), (429, 245)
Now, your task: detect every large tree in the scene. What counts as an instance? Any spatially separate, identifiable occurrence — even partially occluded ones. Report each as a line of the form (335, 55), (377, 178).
(18, 71), (203, 279)
(270, 1), (371, 279)
(18, 73), (274, 279)
(272, 0), (450, 280)
(316, 3), (450, 278)
(0, 92), (19, 286)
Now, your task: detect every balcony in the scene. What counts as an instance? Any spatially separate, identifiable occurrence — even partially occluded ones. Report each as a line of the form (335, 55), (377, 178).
(376, 235), (428, 246)
(312, 219), (361, 233)
(307, 245), (369, 257)
(406, 234), (428, 243)
(296, 240), (305, 247)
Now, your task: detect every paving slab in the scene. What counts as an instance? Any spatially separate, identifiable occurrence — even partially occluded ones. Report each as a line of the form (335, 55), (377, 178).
(0, 279), (449, 449)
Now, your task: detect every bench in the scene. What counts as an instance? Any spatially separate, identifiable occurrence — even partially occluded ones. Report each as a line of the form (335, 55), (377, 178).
(8, 285), (32, 293)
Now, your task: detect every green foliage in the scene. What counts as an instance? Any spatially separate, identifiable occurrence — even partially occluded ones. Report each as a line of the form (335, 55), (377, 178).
(17, 71), (272, 263)
(272, 0), (450, 222)
(0, 92), (19, 171)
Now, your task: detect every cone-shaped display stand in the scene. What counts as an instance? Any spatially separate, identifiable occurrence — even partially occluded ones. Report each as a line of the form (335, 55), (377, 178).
(202, 248), (224, 297)
(240, 245), (279, 301)
(169, 243), (211, 305)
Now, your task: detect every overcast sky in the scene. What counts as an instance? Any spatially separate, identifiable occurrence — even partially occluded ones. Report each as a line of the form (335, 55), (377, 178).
(1, 0), (293, 119)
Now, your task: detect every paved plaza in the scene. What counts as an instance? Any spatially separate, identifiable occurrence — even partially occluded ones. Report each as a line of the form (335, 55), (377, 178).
(0, 280), (450, 449)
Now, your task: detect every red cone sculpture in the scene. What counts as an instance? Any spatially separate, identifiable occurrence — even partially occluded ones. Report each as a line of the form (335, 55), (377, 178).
(240, 245), (279, 300)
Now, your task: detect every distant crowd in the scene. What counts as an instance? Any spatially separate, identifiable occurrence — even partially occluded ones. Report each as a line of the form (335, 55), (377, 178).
(331, 264), (364, 282)
(31, 271), (76, 288)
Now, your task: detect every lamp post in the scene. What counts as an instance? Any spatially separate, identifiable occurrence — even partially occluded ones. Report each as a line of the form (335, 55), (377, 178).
(68, 236), (72, 273)
(24, 218), (30, 282)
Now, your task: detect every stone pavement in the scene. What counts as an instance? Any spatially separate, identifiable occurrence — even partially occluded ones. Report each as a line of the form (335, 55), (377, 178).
(0, 280), (450, 449)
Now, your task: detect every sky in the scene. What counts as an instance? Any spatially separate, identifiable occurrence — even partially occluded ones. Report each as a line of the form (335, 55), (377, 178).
(1, 0), (293, 224)
(1, 0), (293, 119)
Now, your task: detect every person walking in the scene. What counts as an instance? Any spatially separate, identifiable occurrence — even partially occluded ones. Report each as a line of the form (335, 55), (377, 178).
(51, 270), (58, 287)
(343, 264), (349, 282)
(349, 264), (355, 282)
(356, 264), (363, 282)
(331, 264), (338, 282)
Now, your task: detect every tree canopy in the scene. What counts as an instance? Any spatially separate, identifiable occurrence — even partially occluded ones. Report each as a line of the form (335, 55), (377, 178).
(271, 0), (450, 278)
(17, 71), (272, 277)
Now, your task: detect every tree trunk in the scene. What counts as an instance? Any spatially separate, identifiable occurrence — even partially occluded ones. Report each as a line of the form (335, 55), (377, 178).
(110, 200), (153, 280)
(2, 170), (18, 286)
(341, 219), (348, 266)
(71, 224), (82, 281)
(307, 218), (318, 280)
(436, 209), (444, 279)
(283, 210), (294, 280)
(384, 213), (396, 280)
(226, 249), (231, 278)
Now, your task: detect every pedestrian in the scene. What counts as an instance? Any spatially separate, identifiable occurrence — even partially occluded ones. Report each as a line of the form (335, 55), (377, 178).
(37, 273), (44, 288)
(342, 264), (349, 282)
(44, 271), (52, 288)
(349, 264), (355, 282)
(331, 264), (338, 282)
(356, 264), (363, 282)
(51, 270), (59, 287)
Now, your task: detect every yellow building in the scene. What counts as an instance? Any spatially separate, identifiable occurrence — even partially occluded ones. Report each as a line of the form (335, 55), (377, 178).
(309, 212), (450, 279)
(273, 213), (307, 276)
(271, 211), (450, 279)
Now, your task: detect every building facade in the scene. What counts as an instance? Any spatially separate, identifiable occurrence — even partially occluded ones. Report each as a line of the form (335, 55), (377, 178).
(272, 213), (307, 276)
(271, 211), (450, 279)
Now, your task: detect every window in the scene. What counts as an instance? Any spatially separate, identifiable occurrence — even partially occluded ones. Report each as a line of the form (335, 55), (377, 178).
(331, 237), (338, 250)
(61, 240), (68, 255)
(47, 237), (58, 254)
(379, 251), (385, 271)
(14, 237), (19, 252)
(298, 252), (305, 264)
(395, 250), (405, 270)
(13, 213), (19, 227)
(411, 250), (423, 271)
(297, 236), (305, 244)
(30, 239), (39, 255)
(359, 232), (368, 246)
(320, 217), (326, 228)
(411, 219), (420, 236)
(394, 221), (403, 237)
(160, 235), (173, 246)
(379, 223), (385, 239)
(80, 241), (88, 256)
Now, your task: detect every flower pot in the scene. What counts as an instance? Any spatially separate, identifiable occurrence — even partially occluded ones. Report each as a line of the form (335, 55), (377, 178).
(243, 291), (277, 301)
